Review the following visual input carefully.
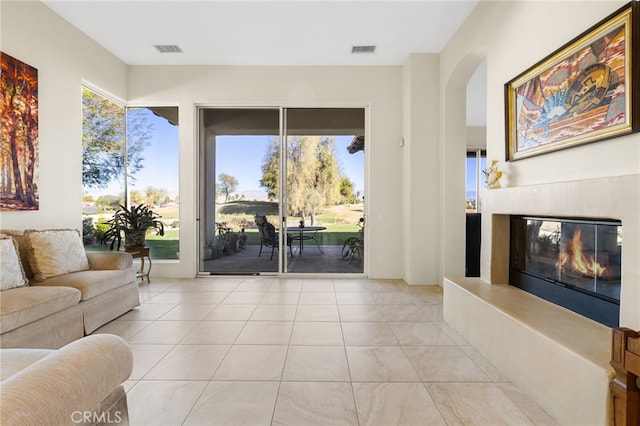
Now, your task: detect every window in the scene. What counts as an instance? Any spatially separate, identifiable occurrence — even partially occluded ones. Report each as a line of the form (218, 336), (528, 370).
(81, 87), (179, 259)
(466, 149), (486, 213)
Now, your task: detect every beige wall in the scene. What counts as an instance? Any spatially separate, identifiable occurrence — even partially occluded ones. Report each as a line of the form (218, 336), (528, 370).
(441, 0), (637, 183)
(402, 54), (441, 284)
(3, 0), (635, 295)
(439, 0), (640, 326)
(1, 0), (412, 280)
(127, 66), (405, 278)
(0, 1), (127, 230)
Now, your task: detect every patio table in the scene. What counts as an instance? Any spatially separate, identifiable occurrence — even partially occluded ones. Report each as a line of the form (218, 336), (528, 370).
(288, 226), (326, 256)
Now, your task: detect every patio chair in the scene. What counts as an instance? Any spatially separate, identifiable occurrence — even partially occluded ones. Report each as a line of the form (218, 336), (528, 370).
(255, 215), (292, 260)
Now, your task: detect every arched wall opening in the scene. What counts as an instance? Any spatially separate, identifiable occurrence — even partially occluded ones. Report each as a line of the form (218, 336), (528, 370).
(440, 48), (487, 283)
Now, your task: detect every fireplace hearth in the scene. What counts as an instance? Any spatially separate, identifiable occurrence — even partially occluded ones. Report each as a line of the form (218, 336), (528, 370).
(510, 216), (621, 327)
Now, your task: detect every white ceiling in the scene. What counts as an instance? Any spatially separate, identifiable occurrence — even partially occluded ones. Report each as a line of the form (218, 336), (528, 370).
(42, 0), (479, 66)
(42, 0), (486, 127)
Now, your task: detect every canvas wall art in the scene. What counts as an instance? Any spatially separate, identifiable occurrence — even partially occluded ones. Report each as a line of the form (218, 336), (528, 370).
(505, 2), (639, 161)
(1, 52), (39, 210)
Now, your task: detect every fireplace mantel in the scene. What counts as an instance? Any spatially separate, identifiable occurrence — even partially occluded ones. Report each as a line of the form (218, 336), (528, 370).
(443, 173), (640, 425)
(444, 276), (612, 425)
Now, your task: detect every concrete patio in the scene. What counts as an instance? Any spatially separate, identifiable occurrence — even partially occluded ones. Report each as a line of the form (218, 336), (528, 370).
(202, 244), (364, 275)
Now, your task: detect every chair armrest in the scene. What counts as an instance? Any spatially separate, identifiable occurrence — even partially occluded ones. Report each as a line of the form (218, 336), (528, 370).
(86, 251), (133, 270)
(0, 334), (133, 426)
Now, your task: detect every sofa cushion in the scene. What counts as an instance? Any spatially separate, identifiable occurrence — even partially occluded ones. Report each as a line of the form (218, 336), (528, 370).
(0, 236), (28, 290)
(33, 268), (136, 301)
(24, 229), (90, 281)
(86, 251), (134, 270)
(0, 286), (81, 334)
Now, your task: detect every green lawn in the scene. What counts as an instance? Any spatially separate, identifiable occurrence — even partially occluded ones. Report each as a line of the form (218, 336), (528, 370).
(146, 229), (179, 259)
(86, 229), (180, 260)
(85, 201), (364, 260)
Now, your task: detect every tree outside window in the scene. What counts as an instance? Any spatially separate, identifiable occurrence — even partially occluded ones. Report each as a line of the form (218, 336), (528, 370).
(81, 87), (179, 259)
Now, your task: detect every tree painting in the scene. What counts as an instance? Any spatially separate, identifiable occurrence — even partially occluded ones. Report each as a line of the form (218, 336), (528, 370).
(0, 52), (39, 210)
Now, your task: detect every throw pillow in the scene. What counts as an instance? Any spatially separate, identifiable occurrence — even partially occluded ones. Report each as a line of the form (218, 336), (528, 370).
(24, 229), (90, 281)
(0, 235), (28, 290)
(0, 230), (34, 279)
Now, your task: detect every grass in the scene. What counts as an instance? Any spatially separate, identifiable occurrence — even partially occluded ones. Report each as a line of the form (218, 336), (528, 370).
(214, 201), (364, 229)
(146, 229), (179, 259)
(85, 201), (364, 260)
(85, 229), (180, 260)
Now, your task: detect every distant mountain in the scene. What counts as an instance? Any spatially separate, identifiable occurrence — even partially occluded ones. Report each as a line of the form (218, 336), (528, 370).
(240, 190), (269, 201)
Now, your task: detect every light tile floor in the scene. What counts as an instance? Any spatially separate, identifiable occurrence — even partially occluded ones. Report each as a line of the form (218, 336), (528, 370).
(93, 277), (558, 426)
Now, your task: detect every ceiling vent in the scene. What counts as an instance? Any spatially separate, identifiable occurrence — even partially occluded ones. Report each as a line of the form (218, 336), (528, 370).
(154, 45), (183, 53)
(351, 45), (376, 54)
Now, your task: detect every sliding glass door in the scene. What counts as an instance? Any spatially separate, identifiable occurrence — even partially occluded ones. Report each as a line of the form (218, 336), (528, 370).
(284, 108), (365, 273)
(199, 107), (365, 275)
(199, 108), (281, 274)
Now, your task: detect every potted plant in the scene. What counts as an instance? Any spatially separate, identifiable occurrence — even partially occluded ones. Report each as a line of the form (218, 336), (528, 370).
(101, 203), (165, 251)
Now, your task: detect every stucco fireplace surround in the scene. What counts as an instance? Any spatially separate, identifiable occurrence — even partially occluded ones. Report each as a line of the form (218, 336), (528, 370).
(444, 174), (639, 426)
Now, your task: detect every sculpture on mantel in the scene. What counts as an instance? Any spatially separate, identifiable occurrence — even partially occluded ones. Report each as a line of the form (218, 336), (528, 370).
(484, 160), (503, 189)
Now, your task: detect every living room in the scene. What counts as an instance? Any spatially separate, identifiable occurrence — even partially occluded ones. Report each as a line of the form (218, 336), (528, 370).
(2, 0), (639, 425)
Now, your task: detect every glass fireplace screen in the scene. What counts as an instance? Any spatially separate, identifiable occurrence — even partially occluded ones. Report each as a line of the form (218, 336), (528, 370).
(510, 216), (622, 303)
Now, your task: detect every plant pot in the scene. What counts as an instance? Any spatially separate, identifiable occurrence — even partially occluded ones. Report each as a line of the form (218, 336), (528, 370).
(125, 231), (146, 248)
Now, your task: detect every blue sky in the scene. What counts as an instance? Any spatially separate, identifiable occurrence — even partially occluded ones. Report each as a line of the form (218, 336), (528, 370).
(128, 110), (180, 195)
(466, 155), (487, 200)
(85, 109), (179, 198)
(87, 115), (480, 204)
(85, 117), (365, 202)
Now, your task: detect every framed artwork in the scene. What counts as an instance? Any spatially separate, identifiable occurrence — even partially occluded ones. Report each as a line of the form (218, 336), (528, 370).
(1, 52), (39, 210)
(505, 2), (639, 161)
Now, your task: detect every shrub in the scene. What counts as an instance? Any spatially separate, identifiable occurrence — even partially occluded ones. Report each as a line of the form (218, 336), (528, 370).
(82, 217), (96, 237)
(95, 223), (110, 241)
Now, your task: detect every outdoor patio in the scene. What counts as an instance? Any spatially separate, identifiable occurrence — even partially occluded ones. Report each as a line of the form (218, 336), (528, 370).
(202, 244), (364, 274)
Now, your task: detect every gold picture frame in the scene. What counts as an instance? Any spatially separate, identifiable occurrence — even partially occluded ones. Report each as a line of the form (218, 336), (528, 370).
(505, 2), (639, 161)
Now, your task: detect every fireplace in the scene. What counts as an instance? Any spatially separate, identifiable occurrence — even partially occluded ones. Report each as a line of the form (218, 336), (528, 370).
(510, 216), (622, 327)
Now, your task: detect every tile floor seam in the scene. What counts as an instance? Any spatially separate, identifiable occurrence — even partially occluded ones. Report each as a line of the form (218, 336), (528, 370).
(206, 343), (234, 381)
(113, 277), (557, 425)
(420, 381), (451, 426)
(180, 379), (216, 425)
(493, 383), (537, 426)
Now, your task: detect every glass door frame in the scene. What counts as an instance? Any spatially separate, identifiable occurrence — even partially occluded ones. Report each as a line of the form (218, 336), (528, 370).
(279, 107), (288, 273)
(197, 104), (368, 277)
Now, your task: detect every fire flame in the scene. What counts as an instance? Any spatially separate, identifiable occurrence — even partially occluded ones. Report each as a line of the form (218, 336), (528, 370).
(556, 228), (607, 278)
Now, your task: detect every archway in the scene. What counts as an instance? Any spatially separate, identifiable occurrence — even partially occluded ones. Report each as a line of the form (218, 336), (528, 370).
(440, 49), (487, 282)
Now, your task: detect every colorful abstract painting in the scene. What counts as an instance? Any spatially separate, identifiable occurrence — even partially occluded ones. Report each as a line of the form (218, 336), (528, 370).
(506, 3), (638, 160)
(1, 52), (39, 210)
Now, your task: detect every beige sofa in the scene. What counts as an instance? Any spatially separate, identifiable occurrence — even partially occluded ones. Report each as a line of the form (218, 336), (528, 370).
(0, 230), (140, 349)
(0, 334), (133, 425)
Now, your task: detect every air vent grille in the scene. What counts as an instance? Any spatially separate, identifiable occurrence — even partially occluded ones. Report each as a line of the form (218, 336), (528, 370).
(154, 45), (183, 53)
(351, 45), (376, 54)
